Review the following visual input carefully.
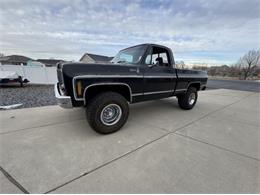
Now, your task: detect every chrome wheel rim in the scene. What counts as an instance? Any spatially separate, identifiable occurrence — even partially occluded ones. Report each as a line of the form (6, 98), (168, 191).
(188, 93), (196, 105)
(100, 104), (122, 126)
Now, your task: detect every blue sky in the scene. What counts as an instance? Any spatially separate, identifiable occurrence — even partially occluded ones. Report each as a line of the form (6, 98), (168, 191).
(0, 0), (259, 65)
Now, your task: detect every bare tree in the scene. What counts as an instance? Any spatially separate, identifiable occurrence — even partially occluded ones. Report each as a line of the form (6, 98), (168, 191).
(238, 50), (260, 80)
(0, 53), (4, 57)
(192, 64), (208, 71)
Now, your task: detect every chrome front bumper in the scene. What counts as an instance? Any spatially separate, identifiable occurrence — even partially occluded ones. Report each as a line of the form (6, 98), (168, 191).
(54, 83), (72, 108)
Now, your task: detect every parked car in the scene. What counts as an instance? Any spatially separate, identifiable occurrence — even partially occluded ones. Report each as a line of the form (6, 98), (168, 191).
(0, 71), (29, 87)
(55, 43), (208, 134)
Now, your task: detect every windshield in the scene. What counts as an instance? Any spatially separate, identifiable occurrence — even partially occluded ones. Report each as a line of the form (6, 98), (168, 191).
(111, 45), (146, 64)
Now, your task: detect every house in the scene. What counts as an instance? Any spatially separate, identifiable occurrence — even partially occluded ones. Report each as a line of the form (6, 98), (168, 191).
(27, 60), (45, 67)
(36, 59), (64, 67)
(0, 55), (33, 65)
(80, 53), (113, 63)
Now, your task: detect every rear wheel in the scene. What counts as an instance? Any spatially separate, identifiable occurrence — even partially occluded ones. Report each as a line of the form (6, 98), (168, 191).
(86, 92), (129, 134)
(178, 87), (198, 110)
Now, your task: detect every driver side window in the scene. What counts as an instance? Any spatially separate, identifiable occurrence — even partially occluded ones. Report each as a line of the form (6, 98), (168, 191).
(144, 46), (170, 66)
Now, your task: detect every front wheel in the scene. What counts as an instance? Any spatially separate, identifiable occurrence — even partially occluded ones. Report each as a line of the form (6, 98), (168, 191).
(86, 92), (129, 134)
(178, 87), (198, 110)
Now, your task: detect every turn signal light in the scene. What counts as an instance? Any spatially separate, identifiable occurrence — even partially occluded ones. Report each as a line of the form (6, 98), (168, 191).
(77, 81), (82, 96)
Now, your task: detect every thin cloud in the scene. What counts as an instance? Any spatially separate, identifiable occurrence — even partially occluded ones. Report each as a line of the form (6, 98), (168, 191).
(0, 0), (259, 64)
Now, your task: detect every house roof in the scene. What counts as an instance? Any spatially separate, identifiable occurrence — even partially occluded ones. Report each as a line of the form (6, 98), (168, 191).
(0, 55), (33, 63)
(80, 53), (113, 62)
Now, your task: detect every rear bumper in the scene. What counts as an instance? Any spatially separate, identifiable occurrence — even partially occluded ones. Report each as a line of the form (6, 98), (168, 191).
(54, 83), (72, 108)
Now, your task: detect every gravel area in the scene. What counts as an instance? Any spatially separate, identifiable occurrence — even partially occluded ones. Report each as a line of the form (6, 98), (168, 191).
(0, 85), (57, 109)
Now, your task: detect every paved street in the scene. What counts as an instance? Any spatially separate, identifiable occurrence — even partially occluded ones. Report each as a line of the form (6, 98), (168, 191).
(207, 79), (260, 92)
(0, 89), (259, 193)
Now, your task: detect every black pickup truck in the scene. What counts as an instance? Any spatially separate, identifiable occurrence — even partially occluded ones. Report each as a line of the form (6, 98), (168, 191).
(55, 43), (207, 134)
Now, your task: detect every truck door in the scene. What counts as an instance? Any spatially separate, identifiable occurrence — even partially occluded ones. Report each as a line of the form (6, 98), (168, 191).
(142, 46), (177, 99)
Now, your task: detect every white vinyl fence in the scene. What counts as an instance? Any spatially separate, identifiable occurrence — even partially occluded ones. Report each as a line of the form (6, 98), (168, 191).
(0, 65), (57, 84)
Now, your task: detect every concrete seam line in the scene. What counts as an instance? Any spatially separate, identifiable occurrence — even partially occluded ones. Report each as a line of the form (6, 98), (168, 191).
(130, 92), (255, 134)
(44, 114), (198, 193)
(170, 92), (260, 161)
(0, 166), (29, 194)
(44, 132), (172, 194)
(141, 92), (255, 134)
(173, 92), (257, 133)
(0, 118), (85, 136)
(173, 132), (260, 162)
(45, 93), (257, 193)
(140, 123), (170, 133)
(45, 103), (223, 193)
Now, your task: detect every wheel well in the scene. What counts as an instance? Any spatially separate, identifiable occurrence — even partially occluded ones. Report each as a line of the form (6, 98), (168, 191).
(84, 84), (131, 105)
(188, 82), (201, 91)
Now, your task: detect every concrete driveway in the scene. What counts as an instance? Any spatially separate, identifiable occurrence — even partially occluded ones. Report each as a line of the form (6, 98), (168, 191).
(0, 89), (259, 193)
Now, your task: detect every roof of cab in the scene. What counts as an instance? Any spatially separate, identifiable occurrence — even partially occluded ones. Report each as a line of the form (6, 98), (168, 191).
(120, 43), (171, 51)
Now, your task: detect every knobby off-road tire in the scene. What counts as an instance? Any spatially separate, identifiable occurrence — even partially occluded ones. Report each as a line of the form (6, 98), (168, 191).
(178, 87), (198, 110)
(86, 92), (129, 134)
